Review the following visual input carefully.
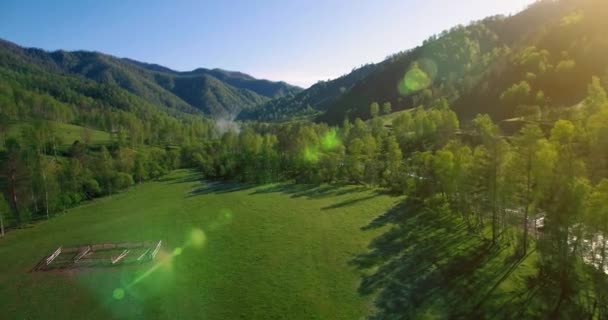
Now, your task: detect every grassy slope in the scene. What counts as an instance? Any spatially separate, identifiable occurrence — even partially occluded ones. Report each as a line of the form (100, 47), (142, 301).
(0, 170), (401, 320)
(5, 121), (111, 148)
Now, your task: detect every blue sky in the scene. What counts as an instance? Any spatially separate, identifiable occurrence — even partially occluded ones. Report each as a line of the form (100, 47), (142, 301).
(1, 0), (534, 88)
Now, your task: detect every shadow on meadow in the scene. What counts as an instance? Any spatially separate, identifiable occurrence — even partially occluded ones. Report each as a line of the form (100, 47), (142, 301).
(352, 197), (543, 319)
(184, 175), (380, 210)
(188, 181), (256, 196)
(250, 183), (372, 201)
(190, 181), (382, 211)
(321, 194), (380, 210)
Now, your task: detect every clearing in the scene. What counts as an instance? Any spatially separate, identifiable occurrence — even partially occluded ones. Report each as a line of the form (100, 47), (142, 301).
(0, 169), (400, 319)
(4, 120), (112, 150)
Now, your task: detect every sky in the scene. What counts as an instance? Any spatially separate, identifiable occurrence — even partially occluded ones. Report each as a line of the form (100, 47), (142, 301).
(1, 0), (535, 88)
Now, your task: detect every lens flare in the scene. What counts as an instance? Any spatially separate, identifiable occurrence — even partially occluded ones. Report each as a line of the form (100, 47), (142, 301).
(173, 247), (183, 256)
(209, 209), (234, 231)
(109, 229), (210, 304)
(303, 146), (320, 163)
(112, 288), (125, 300)
(189, 229), (207, 248)
(397, 61), (433, 96)
(125, 250), (173, 290)
(321, 129), (341, 151)
(220, 208), (233, 221)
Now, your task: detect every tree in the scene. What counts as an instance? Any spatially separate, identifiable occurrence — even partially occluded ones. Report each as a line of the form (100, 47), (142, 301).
(538, 119), (587, 312)
(382, 102), (392, 115)
(95, 146), (115, 195)
(115, 147), (136, 173)
(392, 111), (413, 149)
(585, 179), (608, 318)
(585, 76), (608, 114)
(446, 142), (475, 227)
(588, 180), (608, 269)
(472, 114), (499, 144)
(472, 114), (509, 245)
(370, 102), (380, 118)
(0, 194), (8, 237)
(586, 106), (608, 180)
(500, 81), (532, 110)
(345, 138), (366, 183)
(3, 138), (24, 222)
(133, 153), (148, 184)
(382, 134), (403, 191)
(0, 117), (8, 149)
(81, 127), (93, 146)
(509, 124), (545, 255)
(433, 149), (456, 200)
(362, 135), (380, 185)
(113, 172), (134, 191)
(555, 59), (576, 74)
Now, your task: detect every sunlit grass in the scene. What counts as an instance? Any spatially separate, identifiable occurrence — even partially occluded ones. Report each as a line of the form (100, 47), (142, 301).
(0, 169), (399, 319)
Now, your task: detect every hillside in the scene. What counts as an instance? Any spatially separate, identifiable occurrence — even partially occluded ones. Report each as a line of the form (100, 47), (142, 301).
(243, 0), (608, 124)
(0, 39), (301, 117)
(237, 63), (378, 121)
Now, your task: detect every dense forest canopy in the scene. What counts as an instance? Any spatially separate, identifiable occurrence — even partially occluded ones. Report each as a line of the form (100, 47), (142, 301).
(3, 0), (608, 318)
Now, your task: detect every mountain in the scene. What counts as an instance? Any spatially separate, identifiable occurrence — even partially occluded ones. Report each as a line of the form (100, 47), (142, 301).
(237, 63), (378, 121)
(0, 40), (302, 117)
(3, 0), (607, 124)
(243, 0), (608, 124)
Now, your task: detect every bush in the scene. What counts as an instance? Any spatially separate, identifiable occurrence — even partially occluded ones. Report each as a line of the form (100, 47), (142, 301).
(83, 179), (102, 197)
(113, 172), (134, 191)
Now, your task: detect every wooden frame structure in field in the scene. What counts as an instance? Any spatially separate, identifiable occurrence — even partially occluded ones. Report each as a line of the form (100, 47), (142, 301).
(33, 240), (162, 271)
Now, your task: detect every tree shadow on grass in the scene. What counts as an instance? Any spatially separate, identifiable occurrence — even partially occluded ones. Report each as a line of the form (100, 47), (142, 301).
(352, 197), (537, 319)
(361, 198), (418, 231)
(188, 181), (256, 197)
(250, 183), (370, 200)
(187, 178), (379, 212)
(321, 194), (381, 210)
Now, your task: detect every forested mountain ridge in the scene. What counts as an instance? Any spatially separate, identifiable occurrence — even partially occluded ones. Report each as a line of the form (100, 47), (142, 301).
(237, 63), (378, 121)
(0, 39), (301, 117)
(243, 0), (608, 124)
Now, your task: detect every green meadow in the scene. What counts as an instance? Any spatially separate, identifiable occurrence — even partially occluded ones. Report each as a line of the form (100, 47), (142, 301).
(5, 121), (112, 149)
(0, 170), (401, 319)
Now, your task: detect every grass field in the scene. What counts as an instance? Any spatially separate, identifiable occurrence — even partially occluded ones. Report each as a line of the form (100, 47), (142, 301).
(0, 169), (401, 319)
(5, 121), (112, 149)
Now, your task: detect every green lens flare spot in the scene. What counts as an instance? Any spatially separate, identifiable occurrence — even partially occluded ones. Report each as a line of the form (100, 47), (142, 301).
(189, 229), (207, 248)
(303, 146), (320, 163)
(173, 247), (183, 256)
(113, 288), (125, 300)
(398, 63), (432, 96)
(209, 209), (233, 231)
(220, 208), (233, 221)
(321, 129), (341, 151)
